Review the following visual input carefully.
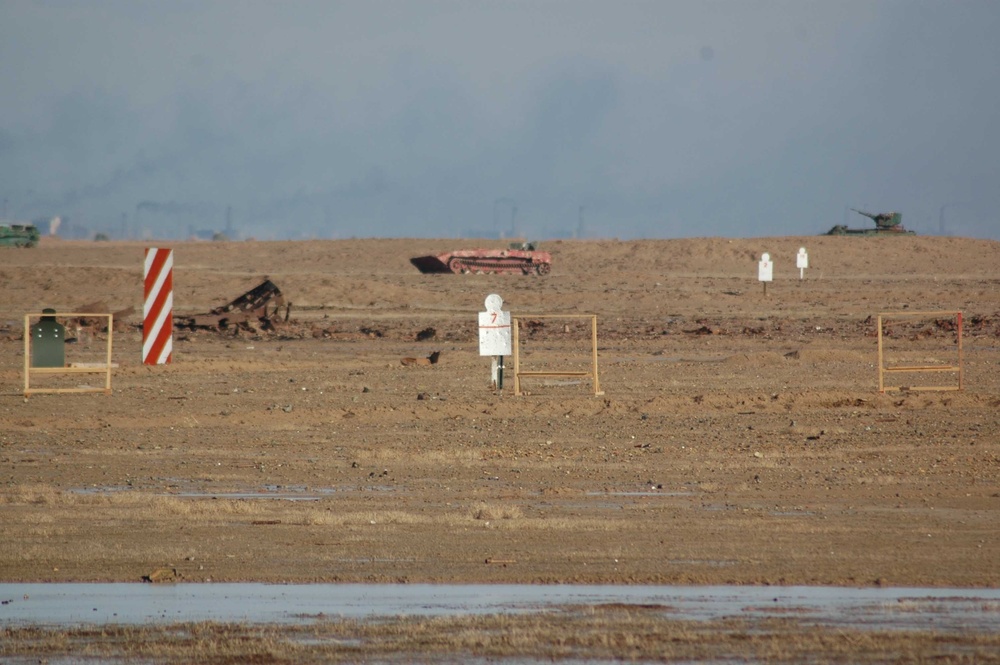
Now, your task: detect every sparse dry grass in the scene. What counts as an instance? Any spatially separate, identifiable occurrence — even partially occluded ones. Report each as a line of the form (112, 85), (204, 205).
(3, 608), (1000, 664)
(2, 485), (271, 516)
(297, 509), (437, 526)
(1, 488), (602, 540)
(470, 501), (523, 521)
(2, 484), (64, 505)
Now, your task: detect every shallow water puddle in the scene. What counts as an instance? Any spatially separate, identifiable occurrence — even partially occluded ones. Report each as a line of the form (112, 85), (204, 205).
(69, 484), (397, 500)
(1, 584), (998, 632)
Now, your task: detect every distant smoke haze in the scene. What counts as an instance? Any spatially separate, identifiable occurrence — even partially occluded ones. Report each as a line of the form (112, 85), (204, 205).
(1, 1), (998, 240)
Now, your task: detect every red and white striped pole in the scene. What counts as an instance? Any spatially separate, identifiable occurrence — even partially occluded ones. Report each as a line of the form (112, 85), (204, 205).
(143, 248), (173, 365)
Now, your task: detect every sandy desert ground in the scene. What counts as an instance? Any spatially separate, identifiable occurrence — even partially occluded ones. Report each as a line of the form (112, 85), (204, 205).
(1, 234), (999, 662)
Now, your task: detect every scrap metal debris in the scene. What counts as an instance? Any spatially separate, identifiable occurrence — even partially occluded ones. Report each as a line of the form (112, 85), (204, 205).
(401, 351), (441, 366)
(175, 279), (290, 333)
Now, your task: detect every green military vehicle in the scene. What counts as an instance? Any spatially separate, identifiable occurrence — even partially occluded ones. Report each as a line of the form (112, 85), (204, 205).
(0, 224), (41, 247)
(825, 209), (914, 236)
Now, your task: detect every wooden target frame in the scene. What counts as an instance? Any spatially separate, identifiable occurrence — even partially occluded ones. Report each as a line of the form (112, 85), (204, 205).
(511, 314), (603, 396)
(24, 313), (114, 397)
(877, 310), (963, 393)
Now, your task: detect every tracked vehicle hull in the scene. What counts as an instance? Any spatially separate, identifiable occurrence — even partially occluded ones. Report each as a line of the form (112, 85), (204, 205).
(411, 248), (552, 275)
(824, 209), (915, 236)
(0, 224), (41, 248)
(825, 225), (915, 236)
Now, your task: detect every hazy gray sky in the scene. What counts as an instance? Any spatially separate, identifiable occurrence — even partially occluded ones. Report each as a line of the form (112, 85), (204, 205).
(1, 0), (997, 240)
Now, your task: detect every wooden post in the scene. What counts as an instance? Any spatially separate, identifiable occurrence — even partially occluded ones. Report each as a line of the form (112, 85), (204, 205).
(22, 314), (29, 396)
(512, 318), (521, 396)
(105, 321), (114, 393)
(877, 314), (884, 393)
(591, 315), (601, 395)
(957, 312), (963, 390)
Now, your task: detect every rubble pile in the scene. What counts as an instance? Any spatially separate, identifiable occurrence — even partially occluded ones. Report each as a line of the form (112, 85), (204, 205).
(174, 280), (290, 334)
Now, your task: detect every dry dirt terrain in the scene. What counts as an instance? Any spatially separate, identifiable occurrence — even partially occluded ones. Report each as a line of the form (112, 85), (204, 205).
(1, 235), (999, 662)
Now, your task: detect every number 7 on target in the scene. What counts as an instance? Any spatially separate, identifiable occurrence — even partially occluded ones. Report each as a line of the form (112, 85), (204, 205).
(479, 294), (511, 389)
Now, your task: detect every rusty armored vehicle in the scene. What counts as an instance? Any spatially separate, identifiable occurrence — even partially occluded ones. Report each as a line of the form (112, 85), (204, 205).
(411, 242), (552, 275)
(825, 209), (914, 236)
(0, 224), (41, 247)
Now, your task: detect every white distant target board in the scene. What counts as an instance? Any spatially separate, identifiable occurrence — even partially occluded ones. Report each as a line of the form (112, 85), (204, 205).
(758, 253), (773, 282)
(796, 247), (808, 279)
(478, 294), (511, 356)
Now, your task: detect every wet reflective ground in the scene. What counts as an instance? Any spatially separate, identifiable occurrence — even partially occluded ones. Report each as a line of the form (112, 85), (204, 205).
(2, 583), (998, 633)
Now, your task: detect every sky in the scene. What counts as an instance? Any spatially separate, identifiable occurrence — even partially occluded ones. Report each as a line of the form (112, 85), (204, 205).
(1, 0), (998, 241)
